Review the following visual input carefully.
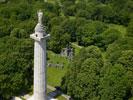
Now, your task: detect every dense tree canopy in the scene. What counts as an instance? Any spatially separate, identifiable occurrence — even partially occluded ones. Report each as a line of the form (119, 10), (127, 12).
(61, 46), (104, 99)
(100, 64), (130, 100)
(127, 19), (133, 37)
(0, 37), (33, 99)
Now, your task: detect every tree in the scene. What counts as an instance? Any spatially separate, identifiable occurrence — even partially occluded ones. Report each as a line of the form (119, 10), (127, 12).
(48, 26), (70, 53)
(61, 1), (76, 16)
(117, 50), (133, 68)
(73, 58), (102, 99)
(44, 2), (60, 15)
(62, 46), (103, 100)
(99, 28), (121, 49)
(127, 19), (133, 37)
(106, 37), (133, 64)
(0, 17), (12, 38)
(61, 19), (77, 42)
(94, 4), (115, 23)
(49, 16), (65, 30)
(11, 3), (32, 21)
(10, 28), (26, 38)
(77, 21), (107, 46)
(76, 2), (98, 20)
(0, 37), (33, 99)
(100, 64), (130, 100)
(0, 7), (11, 18)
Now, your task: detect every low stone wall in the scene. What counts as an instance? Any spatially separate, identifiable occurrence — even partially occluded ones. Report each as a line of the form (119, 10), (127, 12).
(47, 63), (64, 69)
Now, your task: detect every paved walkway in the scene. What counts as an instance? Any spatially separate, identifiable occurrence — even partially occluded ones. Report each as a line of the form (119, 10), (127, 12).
(13, 95), (57, 100)
(47, 85), (71, 100)
(13, 85), (70, 100)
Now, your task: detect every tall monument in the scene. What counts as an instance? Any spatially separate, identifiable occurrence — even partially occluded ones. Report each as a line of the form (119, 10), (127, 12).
(30, 11), (50, 100)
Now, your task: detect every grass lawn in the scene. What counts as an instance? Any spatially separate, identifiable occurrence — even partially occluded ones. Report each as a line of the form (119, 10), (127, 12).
(47, 51), (69, 87)
(57, 96), (67, 100)
(47, 88), (53, 94)
(71, 42), (83, 55)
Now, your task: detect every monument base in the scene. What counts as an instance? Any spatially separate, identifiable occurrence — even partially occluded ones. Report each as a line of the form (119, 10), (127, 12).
(27, 95), (57, 100)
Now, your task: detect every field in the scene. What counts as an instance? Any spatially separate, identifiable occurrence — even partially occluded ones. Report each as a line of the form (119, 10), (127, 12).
(47, 51), (69, 87)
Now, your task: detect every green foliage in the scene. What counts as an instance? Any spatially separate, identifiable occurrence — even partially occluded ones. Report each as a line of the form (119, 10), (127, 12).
(99, 28), (122, 49)
(62, 43), (133, 99)
(61, 0), (76, 16)
(117, 50), (133, 68)
(61, 46), (103, 99)
(77, 21), (107, 46)
(106, 37), (133, 64)
(0, 37), (33, 99)
(127, 19), (133, 37)
(100, 64), (129, 100)
(44, 2), (60, 15)
(60, 18), (77, 41)
(76, 2), (96, 19)
(0, 18), (12, 38)
(49, 16), (65, 28)
(10, 28), (27, 38)
(49, 26), (70, 53)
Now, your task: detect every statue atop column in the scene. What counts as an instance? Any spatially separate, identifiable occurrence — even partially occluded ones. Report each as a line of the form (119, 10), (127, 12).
(38, 10), (43, 24)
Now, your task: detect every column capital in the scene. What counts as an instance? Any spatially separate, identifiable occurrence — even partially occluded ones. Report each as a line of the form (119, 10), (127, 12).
(30, 33), (50, 41)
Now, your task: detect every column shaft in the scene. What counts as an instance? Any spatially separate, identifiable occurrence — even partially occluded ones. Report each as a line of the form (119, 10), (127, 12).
(34, 39), (47, 100)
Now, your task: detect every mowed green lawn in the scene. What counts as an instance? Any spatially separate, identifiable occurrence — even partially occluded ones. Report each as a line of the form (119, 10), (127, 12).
(57, 96), (67, 100)
(47, 51), (69, 87)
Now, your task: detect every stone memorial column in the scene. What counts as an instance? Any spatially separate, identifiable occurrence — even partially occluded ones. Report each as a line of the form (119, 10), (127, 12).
(30, 11), (50, 100)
